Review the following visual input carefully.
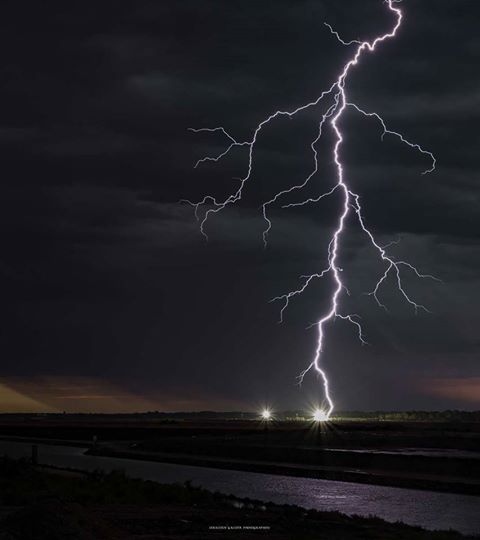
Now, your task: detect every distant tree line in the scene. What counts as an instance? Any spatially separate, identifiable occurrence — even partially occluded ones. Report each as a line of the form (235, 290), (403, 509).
(332, 410), (480, 422)
(1, 410), (479, 422)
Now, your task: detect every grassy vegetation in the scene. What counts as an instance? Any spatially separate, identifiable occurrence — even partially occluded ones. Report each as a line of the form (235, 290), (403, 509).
(0, 457), (476, 539)
(0, 457), (213, 506)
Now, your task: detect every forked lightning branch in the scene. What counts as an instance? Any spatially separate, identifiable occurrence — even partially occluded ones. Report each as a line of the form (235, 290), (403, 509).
(184, 0), (439, 419)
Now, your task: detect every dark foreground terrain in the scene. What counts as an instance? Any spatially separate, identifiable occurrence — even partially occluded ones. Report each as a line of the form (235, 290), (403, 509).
(0, 457), (475, 540)
(2, 413), (478, 495)
(0, 413), (480, 496)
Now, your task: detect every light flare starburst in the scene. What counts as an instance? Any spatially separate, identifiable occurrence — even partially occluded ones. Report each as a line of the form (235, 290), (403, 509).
(312, 408), (330, 423)
(184, 1), (438, 420)
(261, 408), (272, 421)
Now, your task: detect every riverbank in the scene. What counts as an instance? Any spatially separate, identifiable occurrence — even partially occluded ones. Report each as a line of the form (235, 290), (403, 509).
(87, 444), (480, 496)
(0, 457), (476, 540)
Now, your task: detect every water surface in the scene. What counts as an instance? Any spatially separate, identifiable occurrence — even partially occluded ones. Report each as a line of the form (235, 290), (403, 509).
(1, 441), (478, 535)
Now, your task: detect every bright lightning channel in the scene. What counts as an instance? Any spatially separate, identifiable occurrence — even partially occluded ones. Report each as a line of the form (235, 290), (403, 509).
(184, 1), (439, 420)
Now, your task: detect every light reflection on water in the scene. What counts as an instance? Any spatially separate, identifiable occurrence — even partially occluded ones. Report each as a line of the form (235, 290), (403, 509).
(0, 441), (479, 536)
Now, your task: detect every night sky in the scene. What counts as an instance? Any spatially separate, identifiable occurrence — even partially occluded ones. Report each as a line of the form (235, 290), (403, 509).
(0, 0), (478, 413)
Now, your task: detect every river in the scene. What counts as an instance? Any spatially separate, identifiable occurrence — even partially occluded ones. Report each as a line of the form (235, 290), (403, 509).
(1, 440), (479, 535)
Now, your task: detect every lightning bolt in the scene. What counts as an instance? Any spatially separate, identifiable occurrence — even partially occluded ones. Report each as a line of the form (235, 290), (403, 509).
(185, 0), (439, 419)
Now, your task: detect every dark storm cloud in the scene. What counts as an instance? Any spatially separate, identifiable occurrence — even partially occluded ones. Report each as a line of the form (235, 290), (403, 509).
(0, 0), (478, 411)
